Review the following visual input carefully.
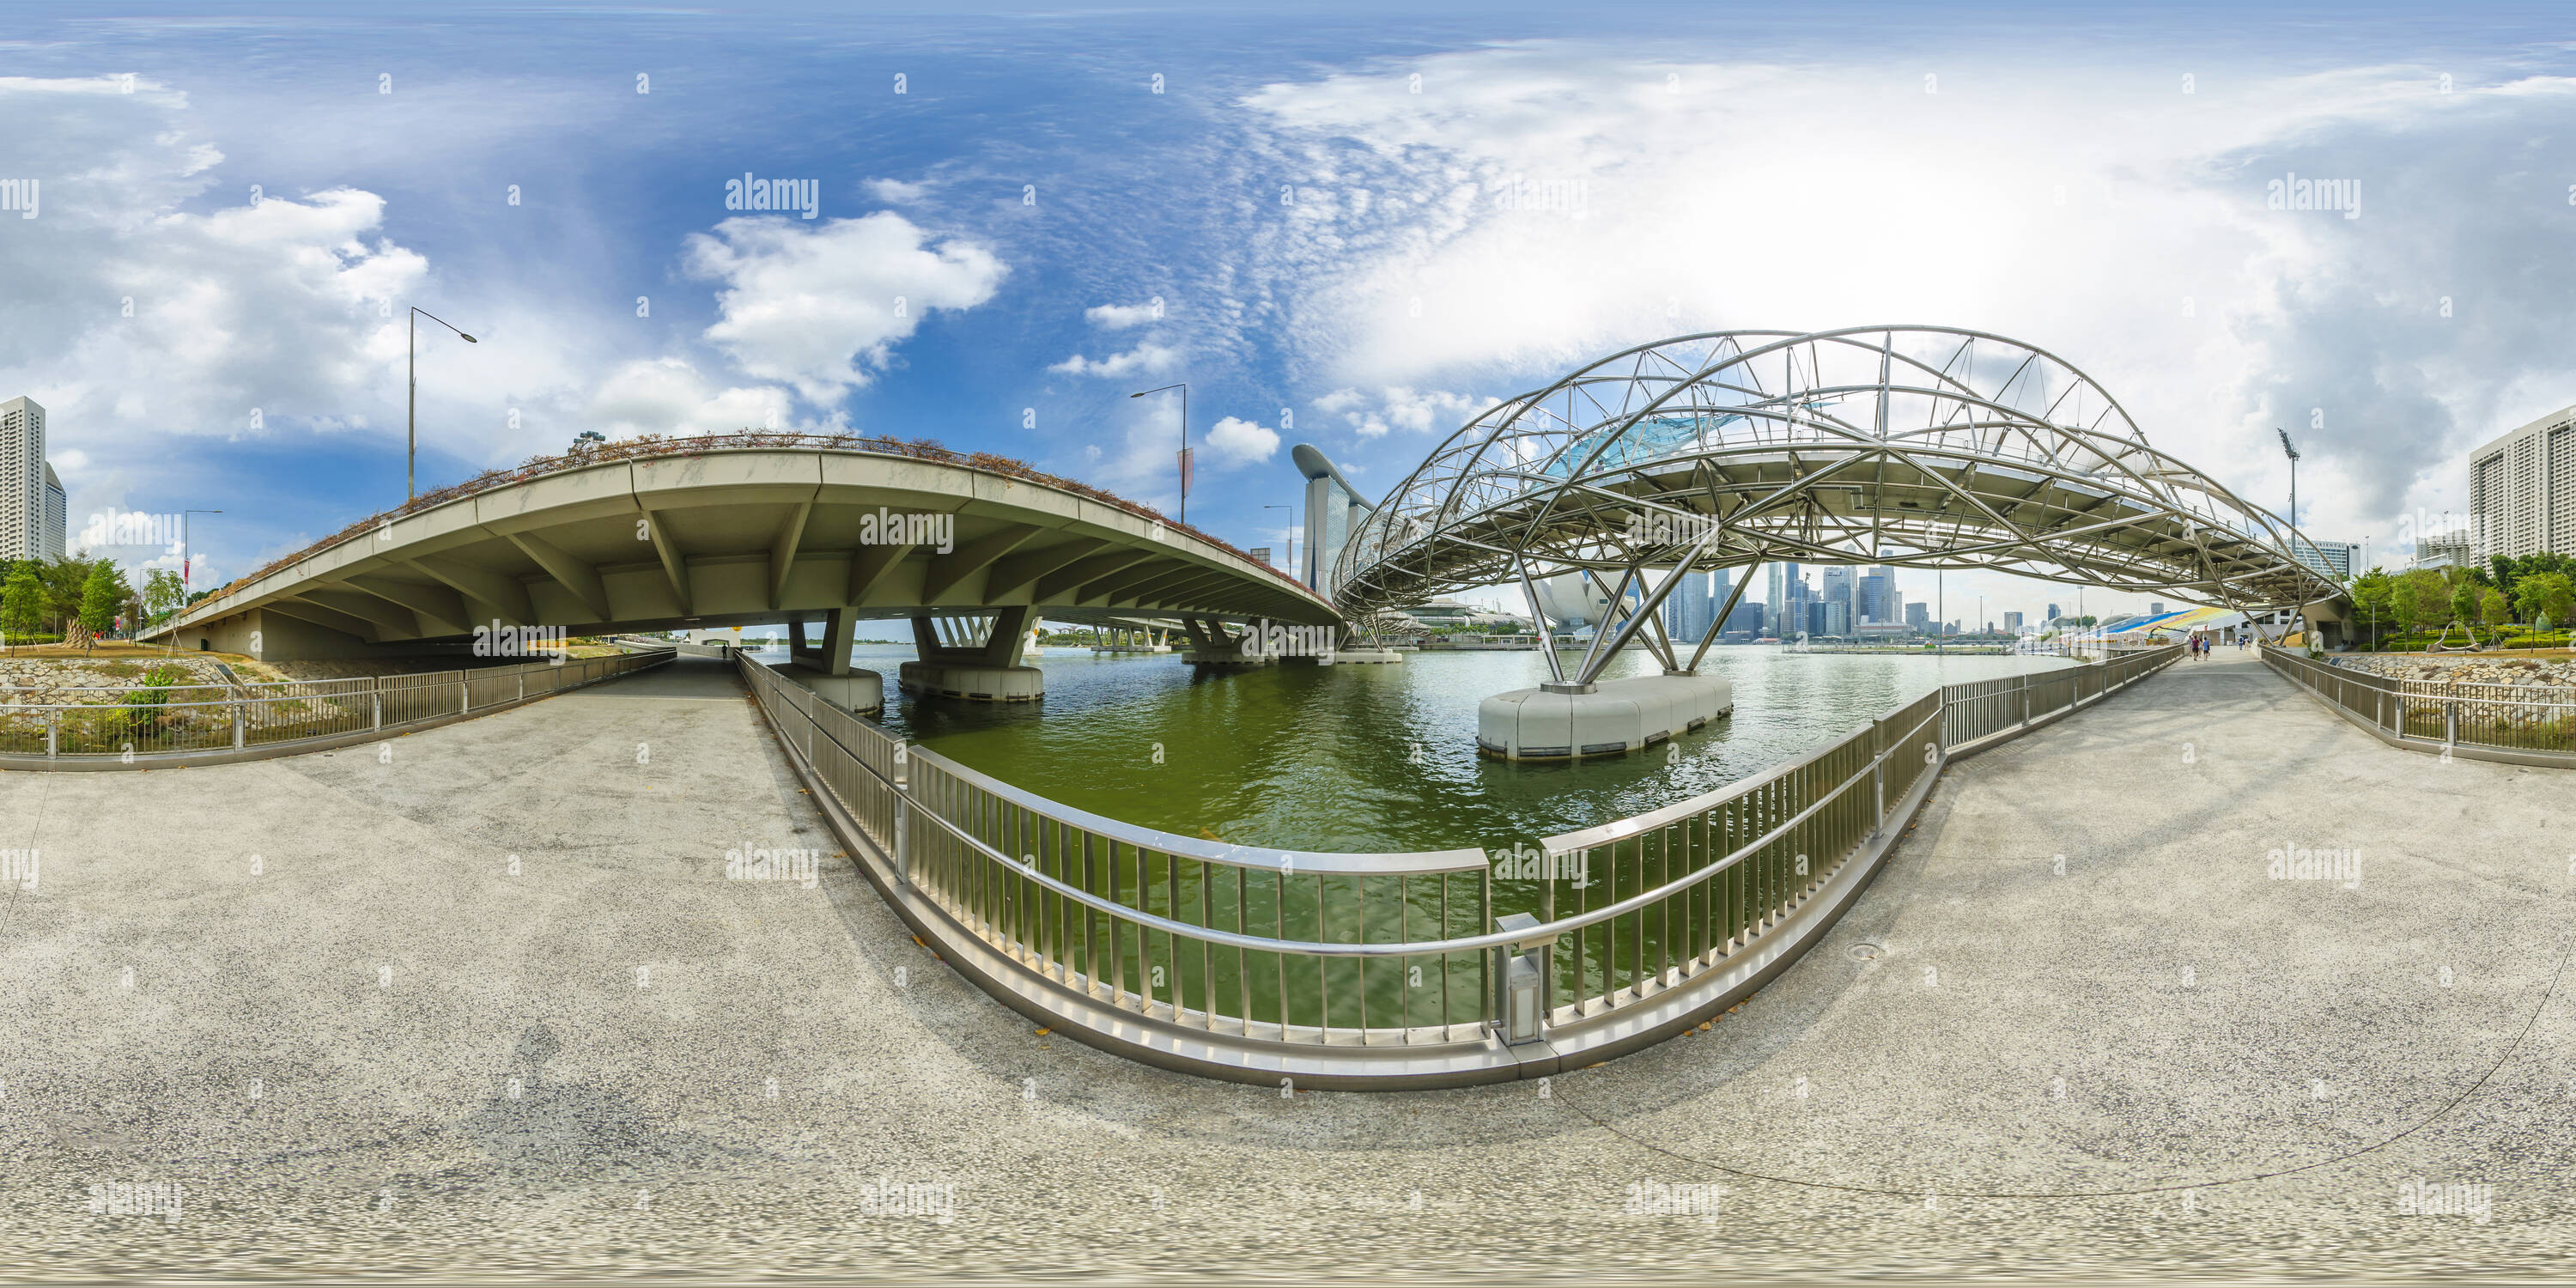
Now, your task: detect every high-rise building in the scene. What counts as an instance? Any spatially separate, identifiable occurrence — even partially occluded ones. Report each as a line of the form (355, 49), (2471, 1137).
(1293, 444), (1375, 601)
(1662, 569), (1714, 641)
(1820, 566), (1853, 626)
(2046, 602), (2061, 623)
(1, 396), (67, 561)
(2292, 538), (2360, 580)
(1905, 601), (1929, 630)
(1765, 562), (1799, 635)
(2003, 611), (2025, 633)
(2414, 532), (2475, 570)
(2469, 404), (2576, 561)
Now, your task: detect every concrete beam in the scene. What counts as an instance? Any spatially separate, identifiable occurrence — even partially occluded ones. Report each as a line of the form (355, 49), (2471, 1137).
(920, 523), (1042, 603)
(339, 574), (471, 635)
(848, 542), (918, 604)
(504, 532), (611, 621)
(296, 587), (420, 635)
(263, 596), (386, 642)
(639, 506), (693, 616)
(1031, 549), (1157, 602)
(408, 555), (537, 623)
(769, 501), (814, 611)
(984, 538), (1108, 600)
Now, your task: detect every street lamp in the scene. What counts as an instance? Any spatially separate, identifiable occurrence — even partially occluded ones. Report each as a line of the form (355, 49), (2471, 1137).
(1262, 503), (1296, 573)
(410, 307), (480, 501)
(1129, 383), (1188, 525)
(181, 509), (222, 601)
(2275, 427), (2300, 544)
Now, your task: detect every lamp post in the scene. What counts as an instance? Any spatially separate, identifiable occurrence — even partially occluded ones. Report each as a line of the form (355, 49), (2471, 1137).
(181, 509), (222, 600)
(410, 307), (480, 501)
(1129, 383), (1188, 525)
(1262, 503), (1296, 574)
(2275, 427), (2300, 546)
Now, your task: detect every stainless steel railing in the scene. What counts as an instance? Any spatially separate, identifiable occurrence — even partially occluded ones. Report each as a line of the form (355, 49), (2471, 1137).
(0, 649), (673, 763)
(2264, 647), (2576, 761)
(738, 643), (2185, 1068)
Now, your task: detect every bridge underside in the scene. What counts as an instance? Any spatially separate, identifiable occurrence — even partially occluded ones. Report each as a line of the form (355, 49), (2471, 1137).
(157, 449), (1335, 662)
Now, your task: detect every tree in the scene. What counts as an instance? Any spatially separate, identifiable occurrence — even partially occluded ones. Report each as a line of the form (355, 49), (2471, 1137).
(2349, 568), (2397, 651)
(2450, 574), (2482, 629)
(77, 560), (129, 652)
(38, 556), (94, 634)
(0, 563), (40, 639)
(2514, 571), (2575, 640)
(2480, 586), (2510, 632)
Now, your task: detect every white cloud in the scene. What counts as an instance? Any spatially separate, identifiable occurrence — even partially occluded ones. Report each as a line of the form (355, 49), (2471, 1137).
(1084, 299), (1166, 329)
(684, 211), (1006, 404)
(1203, 415), (1280, 466)
(1239, 50), (2576, 549)
(584, 358), (790, 437)
(1048, 343), (1179, 378)
(1315, 386), (1488, 439)
(865, 178), (932, 204)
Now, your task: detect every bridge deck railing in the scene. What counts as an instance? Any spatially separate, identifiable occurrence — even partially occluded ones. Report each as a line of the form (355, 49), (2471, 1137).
(738, 643), (2185, 1083)
(0, 649), (673, 763)
(2263, 647), (2576, 763)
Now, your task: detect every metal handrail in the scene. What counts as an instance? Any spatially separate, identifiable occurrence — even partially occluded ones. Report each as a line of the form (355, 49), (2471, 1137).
(742, 643), (2184, 1053)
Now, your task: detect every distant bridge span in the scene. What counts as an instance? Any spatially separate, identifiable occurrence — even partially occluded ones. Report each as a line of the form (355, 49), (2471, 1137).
(1334, 326), (2347, 685)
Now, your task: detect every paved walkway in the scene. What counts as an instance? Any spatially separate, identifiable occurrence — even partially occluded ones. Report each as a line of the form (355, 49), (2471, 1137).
(2, 653), (2569, 1279)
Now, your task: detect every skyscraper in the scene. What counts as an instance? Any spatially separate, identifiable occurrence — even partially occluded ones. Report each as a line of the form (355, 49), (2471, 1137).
(1662, 569), (1714, 642)
(1293, 444), (1375, 601)
(2468, 404), (2575, 561)
(1, 396), (66, 561)
(1765, 561), (1801, 635)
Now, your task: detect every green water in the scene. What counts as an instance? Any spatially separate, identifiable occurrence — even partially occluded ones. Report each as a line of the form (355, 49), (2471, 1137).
(781, 642), (2074, 1029)
(810, 643), (2071, 856)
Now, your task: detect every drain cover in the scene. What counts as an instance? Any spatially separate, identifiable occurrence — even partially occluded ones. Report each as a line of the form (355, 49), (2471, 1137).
(1848, 943), (1883, 961)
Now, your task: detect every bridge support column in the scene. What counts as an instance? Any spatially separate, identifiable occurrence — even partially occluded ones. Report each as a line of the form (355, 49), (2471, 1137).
(1180, 615), (1274, 668)
(775, 607), (884, 715)
(1476, 672), (1734, 761)
(900, 606), (1044, 702)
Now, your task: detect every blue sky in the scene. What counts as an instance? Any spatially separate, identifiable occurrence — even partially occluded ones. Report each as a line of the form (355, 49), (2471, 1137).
(5, 0), (2574, 627)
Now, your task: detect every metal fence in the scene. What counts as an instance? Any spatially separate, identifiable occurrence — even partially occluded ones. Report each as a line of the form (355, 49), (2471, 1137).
(2263, 647), (2576, 762)
(2, 649), (672, 763)
(740, 643), (2184, 1069)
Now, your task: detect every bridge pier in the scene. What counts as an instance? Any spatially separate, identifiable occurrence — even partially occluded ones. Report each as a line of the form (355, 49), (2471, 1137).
(901, 606), (1044, 702)
(1477, 671), (1733, 760)
(776, 608), (884, 714)
(1179, 615), (1275, 667)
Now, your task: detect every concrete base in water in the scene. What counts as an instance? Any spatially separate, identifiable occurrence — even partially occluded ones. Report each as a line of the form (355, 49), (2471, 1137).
(771, 662), (884, 715)
(898, 660), (1043, 702)
(1477, 671), (1733, 760)
(1319, 648), (1404, 665)
(1183, 650), (1276, 667)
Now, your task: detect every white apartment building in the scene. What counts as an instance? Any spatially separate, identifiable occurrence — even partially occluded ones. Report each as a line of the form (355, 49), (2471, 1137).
(1, 396), (68, 561)
(2469, 404), (2576, 561)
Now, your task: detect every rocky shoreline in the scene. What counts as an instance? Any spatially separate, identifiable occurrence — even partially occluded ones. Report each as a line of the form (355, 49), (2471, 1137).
(2330, 653), (2576, 689)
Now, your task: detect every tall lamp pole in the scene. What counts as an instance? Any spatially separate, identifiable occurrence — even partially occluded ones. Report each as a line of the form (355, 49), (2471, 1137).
(410, 307), (480, 501)
(1130, 383), (1188, 525)
(181, 509), (222, 600)
(1262, 503), (1296, 574)
(2275, 427), (2300, 549)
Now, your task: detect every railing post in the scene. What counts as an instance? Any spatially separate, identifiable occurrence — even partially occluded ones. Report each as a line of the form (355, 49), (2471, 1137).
(518, 671), (526, 702)
(2445, 702), (2457, 749)
(233, 700), (245, 750)
(2020, 676), (2032, 726)
(894, 790), (913, 884)
(47, 708), (58, 759)
(373, 684), (382, 732)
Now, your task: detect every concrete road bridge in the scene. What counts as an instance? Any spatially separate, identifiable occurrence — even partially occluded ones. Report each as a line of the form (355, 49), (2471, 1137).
(7, 652), (2569, 1279)
(148, 433), (1336, 707)
(1328, 326), (2350, 758)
